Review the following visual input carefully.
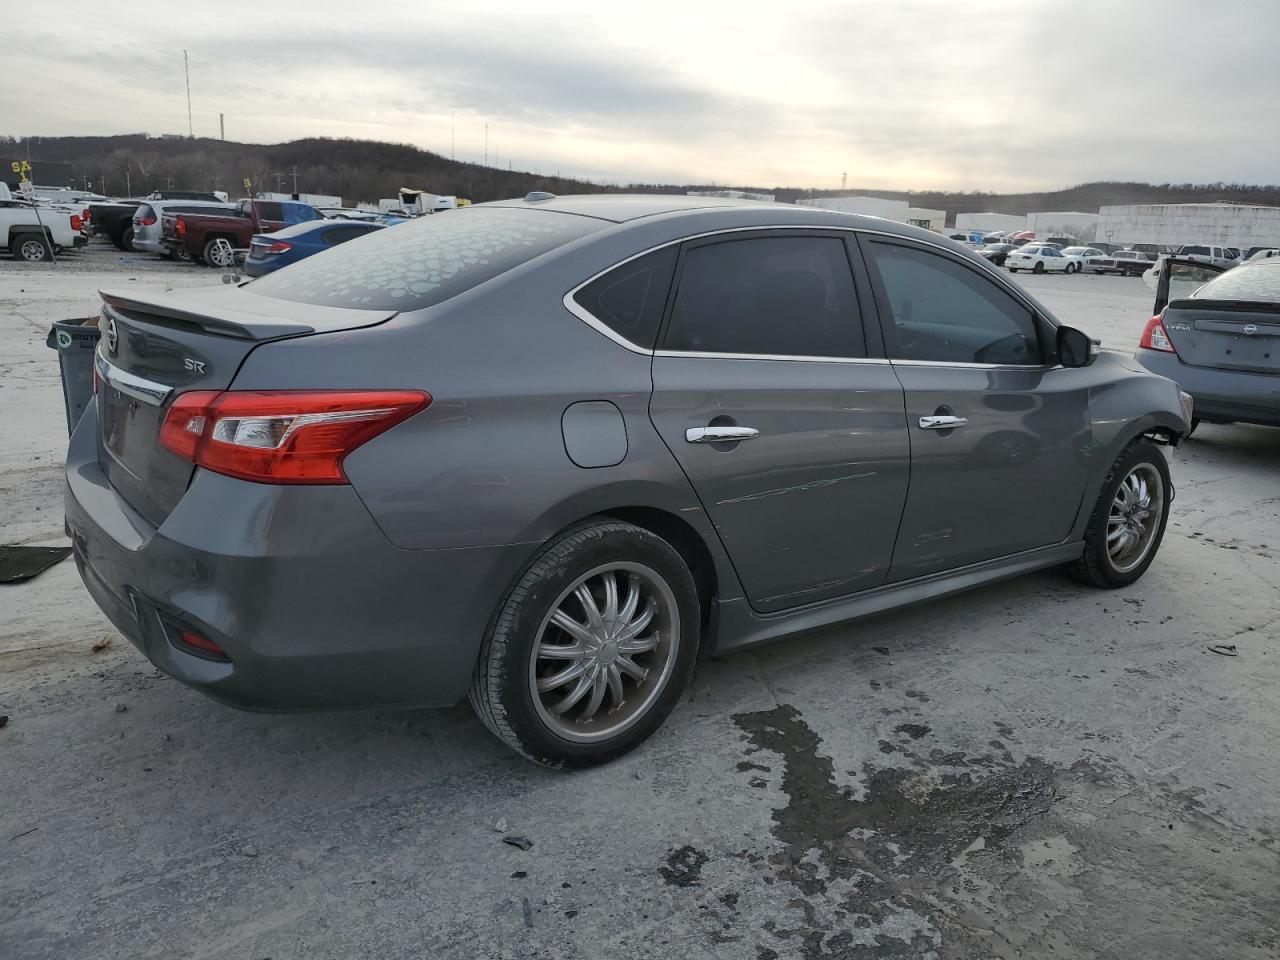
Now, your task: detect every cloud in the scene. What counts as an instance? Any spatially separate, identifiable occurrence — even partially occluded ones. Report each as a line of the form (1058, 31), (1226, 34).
(5, 0), (1280, 191)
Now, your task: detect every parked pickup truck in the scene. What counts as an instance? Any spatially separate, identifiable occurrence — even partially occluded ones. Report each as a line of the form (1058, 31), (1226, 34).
(162, 198), (323, 267)
(87, 201), (142, 250)
(1, 186), (88, 261)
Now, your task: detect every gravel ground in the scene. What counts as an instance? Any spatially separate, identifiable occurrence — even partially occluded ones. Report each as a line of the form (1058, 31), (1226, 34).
(2, 244), (1278, 959)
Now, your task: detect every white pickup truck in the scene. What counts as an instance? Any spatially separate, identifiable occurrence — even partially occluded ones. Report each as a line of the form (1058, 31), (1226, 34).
(0, 182), (88, 261)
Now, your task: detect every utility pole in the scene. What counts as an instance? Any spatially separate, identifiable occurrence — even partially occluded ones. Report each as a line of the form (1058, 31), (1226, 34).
(451, 112), (455, 161)
(125, 169), (131, 196)
(291, 165), (298, 194)
(484, 123), (488, 166)
(841, 171), (847, 190)
(219, 113), (225, 140)
(183, 50), (193, 138)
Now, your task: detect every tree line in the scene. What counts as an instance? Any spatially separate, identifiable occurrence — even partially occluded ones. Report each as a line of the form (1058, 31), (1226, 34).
(5, 135), (1279, 216)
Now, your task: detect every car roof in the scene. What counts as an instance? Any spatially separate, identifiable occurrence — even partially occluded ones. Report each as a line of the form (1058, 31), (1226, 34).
(264, 219), (382, 239)
(479, 193), (969, 252)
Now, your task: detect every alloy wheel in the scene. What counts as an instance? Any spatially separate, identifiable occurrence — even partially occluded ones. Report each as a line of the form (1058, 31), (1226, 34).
(1106, 464), (1164, 573)
(529, 562), (679, 743)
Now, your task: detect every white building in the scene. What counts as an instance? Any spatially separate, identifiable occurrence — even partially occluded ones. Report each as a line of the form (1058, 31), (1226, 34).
(256, 191), (343, 208)
(796, 196), (946, 232)
(1097, 203), (1280, 249)
(1025, 211), (1099, 241)
(955, 212), (1024, 234)
(687, 189), (775, 202)
(905, 206), (946, 232)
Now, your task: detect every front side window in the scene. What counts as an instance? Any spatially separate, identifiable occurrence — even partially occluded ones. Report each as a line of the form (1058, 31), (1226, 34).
(867, 240), (1043, 366)
(663, 236), (865, 358)
(573, 246), (678, 349)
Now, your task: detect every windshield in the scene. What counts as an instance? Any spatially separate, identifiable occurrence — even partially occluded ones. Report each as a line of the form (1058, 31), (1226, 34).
(1062, 247), (1088, 255)
(1190, 261), (1280, 303)
(248, 207), (603, 311)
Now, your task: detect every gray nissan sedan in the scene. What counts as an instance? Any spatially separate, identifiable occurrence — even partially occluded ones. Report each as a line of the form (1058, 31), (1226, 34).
(66, 194), (1191, 766)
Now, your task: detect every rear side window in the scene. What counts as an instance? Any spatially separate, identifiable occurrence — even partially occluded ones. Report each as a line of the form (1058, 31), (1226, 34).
(866, 241), (1043, 366)
(662, 236), (865, 358)
(321, 225), (375, 246)
(1181, 245), (1209, 256)
(572, 246), (677, 348)
(257, 202), (285, 221)
(249, 207), (602, 310)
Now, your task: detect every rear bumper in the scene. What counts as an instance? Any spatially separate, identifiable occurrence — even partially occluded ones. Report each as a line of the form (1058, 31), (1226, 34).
(242, 257), (280, 277)
(1136, 349), (1280, 426)
(64, 402), (535, 711)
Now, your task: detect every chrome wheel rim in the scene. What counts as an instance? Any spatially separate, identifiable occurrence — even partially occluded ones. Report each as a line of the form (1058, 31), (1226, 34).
(529, 562), (679, 744)
(208, 243), (234, 268)
(1107, 464), (1164, 573)
(20, 239), (46, 261)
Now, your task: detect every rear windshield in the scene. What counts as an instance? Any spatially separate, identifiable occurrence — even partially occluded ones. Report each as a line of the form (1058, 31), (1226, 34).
(1190, 262), (1280, 303)
(247, 207), (603, 310)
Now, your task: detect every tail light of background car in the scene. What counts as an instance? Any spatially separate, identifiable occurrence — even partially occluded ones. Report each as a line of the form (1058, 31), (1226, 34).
(159, 390), (431, 484)
(70, 215), (83, 231)
(175, 218), (187, 236)
(1139, 315), (1176, 353)
(258, 241), (293, 256)
(136, 215), (157, 227)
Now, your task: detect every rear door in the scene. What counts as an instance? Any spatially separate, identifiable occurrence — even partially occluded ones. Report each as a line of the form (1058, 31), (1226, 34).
(859, 236), (1093, 581)
(648, 231), (911, 613)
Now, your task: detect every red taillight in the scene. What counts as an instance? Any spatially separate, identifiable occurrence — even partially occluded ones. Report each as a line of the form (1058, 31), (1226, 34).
(175, 218), (187, 236)
(159, 390), (430, 484)
(179, 630), (229, 660)
(137, 216), (157, 227)
(262, 241), (293, 255)
(82, 207), (91, 223)
(70, 215), (83, 231)
(1139, 315), (1176, 353)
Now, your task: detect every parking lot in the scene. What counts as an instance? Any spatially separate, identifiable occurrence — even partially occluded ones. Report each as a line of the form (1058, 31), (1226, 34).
(2, 246), (1278, 959)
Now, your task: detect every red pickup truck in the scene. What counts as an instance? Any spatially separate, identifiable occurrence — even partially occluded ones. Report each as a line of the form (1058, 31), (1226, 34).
(162, 198), (322, 267)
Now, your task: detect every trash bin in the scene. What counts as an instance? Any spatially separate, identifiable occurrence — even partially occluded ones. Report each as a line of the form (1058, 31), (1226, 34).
(46, 317), (100, 435)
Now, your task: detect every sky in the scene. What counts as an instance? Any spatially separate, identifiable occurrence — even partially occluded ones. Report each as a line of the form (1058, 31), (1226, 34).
(9, 0), (1280, 192)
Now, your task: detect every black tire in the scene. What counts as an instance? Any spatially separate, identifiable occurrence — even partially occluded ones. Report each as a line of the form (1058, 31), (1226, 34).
(1069, 438), (1171, 589)
(120, 227), (134, 252)
(1009, 267), (1018, 273)
(12, 232), (52, 262)
(1033, 261), (1045, 274)
(202, 237), (236, 269)
(469, 519), (701, 767)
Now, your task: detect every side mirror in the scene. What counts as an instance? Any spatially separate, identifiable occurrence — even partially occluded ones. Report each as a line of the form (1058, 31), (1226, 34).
(1057, 325), (1096, 368)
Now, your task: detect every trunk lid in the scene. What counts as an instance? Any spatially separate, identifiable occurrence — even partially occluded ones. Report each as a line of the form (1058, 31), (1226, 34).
(1162, 301), (1280, 375)
(94, 284), (397, 526)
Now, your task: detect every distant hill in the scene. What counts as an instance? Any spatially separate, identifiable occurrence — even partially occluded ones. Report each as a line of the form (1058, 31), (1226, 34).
(5, 134), (1279, 221)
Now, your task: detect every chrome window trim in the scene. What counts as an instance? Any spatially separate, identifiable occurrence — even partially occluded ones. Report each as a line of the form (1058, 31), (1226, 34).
(654, 350), (890, 365)
(94, 351), (172, 406)
(562, 223), (1053, 360)
(889, 358), (1056, 371)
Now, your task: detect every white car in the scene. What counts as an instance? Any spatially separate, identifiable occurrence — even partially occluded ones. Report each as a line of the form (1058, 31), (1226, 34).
(1007, 244), (1073, 274)
(1061, 246), (1117, 274)
(1246, 247), (1280, 262)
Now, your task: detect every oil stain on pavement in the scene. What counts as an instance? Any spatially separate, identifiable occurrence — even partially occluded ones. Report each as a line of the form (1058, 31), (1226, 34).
(717, 703), (1280, 959)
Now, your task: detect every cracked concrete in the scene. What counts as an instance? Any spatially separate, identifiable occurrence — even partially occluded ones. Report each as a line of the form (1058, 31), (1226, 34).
(2, 249), (1278, 958)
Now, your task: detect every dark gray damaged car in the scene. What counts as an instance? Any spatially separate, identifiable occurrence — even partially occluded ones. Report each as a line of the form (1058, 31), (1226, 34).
(66, 195), (1192, 765)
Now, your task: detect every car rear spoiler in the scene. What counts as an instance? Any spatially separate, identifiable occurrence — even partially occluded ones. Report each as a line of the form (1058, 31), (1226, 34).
(99, 286), (397, 341)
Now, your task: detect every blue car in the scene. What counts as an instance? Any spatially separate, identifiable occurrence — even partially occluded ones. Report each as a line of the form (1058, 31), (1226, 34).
(243, 220), (383, 277)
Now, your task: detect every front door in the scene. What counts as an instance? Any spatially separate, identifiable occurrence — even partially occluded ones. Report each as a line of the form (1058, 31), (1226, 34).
(649, 232), (911, 613)
(858, 236), (1093, 582)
